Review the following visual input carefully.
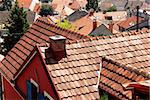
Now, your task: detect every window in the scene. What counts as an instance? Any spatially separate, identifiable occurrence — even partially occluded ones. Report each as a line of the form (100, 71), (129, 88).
(105, 16), (112, 20)
(44, 91), (54, 100)
(27, 79), (38, 100)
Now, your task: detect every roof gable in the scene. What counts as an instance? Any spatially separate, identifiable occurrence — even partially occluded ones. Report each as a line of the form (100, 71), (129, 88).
(89, 24), (112, 36)
(100, 57), (149, 99)
(18, 0), (32, 9)
(72, 16), (102, 35)
(37, 29), (150, 99)
(0, 17), (89, 80)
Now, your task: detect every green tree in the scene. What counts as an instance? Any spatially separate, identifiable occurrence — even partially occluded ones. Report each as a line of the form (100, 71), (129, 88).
(56, 20), (77, 31)
(56, 20), (72, 29)
(0, 0), (12, 11)
(1, 1), (29, 55)
(39, 4), (54, 16)
(86, 0), (98, 11)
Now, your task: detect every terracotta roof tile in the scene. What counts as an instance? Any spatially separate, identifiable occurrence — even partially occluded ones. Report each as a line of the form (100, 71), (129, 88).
(99, 57), (149, 99)
(33, 3), (41, 13)
(37, 29), (150, 99)
(18, 0), (32, 9)
(72, 15), (102, 35)
(117, 16), (144, 29)
(1, 14), (150, 99)
(68, 0), (80, 10)
(8, 51), (24, 65)
(0, 17), (89, 80)
(6, 55), (20, 70)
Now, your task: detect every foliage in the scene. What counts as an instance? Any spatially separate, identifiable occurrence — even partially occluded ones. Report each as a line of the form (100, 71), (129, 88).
(1, 1), (29, 55)
(100, 91), (108, 100)
(56, 20), (77, 31)
(39, 4), (54, 16)
(0, 0), (12, 11)
(86, 0), (98, 11)
(88, 34), (95, 37)
(106, 5), (117, 12)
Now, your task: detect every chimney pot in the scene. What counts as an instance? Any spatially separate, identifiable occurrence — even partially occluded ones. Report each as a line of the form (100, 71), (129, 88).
(88, 9), (94, 16)
(108, 23), (114, 33)
(49, 35), (66, 61)
(93, 18), (97, 31)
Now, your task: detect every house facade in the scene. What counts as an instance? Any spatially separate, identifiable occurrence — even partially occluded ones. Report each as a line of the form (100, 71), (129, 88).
(0, 74), (23, 100)
(15, 47), (59, 99)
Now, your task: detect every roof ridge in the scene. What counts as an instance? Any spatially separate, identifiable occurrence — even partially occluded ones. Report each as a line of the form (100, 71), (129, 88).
(37, 17), (90, 39)
(102, 56), (150, 78)
(66, 29), (150, 44)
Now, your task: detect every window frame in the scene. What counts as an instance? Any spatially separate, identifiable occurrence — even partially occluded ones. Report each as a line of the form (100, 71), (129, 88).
(27, 78), (39, 100)
(30, 79), (39, 92)
(44, 91), (54, 100)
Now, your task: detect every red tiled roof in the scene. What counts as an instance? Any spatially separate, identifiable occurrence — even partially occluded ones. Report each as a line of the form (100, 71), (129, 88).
(72, 16), (102, 35)
(117, 16), (144, 29)
(68, 0), (80, 10)
(100, 2), (113, 10)
(99, 57), (149, 99)
(33, 3), (41, 13)
(38, 44), (100, 100)
(0, 17), (89, 80)
(18, 0), (32, 9)
(51, 3), (57, 10)
(123, 80), (150, 94)
(76, 0), (87, 8)
(0, 15), (150, 99)
(37, 29), (150, 99)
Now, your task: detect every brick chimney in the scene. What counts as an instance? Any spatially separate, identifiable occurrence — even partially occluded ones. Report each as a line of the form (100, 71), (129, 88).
(93, 18), (97, 31)
(88, 9), (94, 16)
(49, 35), (66, 61)
(108, 22), (114, 33)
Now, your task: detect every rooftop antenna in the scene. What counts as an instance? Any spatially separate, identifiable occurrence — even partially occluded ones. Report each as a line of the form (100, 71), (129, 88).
(136, 6), (139, 32)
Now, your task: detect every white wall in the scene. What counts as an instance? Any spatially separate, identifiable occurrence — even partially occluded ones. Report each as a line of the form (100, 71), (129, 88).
(29, 0), (40, 11)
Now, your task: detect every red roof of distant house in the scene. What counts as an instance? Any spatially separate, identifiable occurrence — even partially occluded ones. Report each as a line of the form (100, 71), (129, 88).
(68, 0), (80, 10)
(100, 2), (113, 10)
(18, 0), (32, 9)
(33, 3), (41, 13)
(72, 16), (102, 35)
(117, 16), (144, 29)
(141, 2), (150, 10)
(76, 0), (87, 8)
(0, 17), (89, 80)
